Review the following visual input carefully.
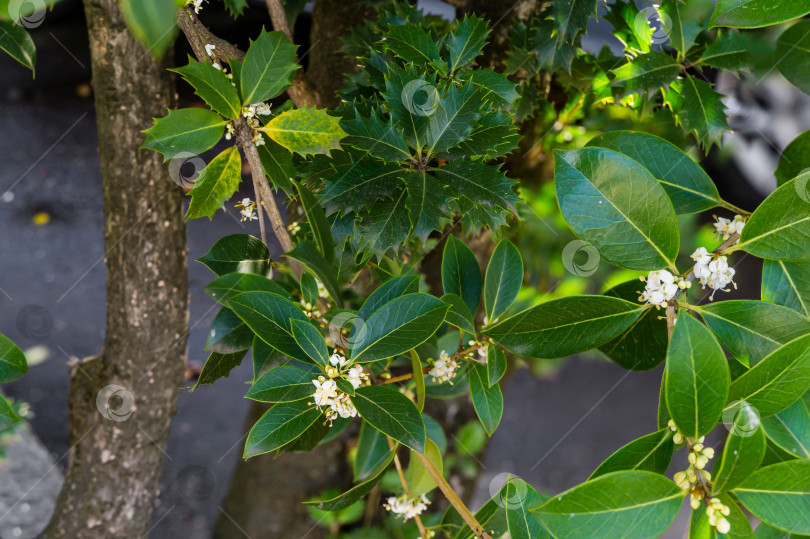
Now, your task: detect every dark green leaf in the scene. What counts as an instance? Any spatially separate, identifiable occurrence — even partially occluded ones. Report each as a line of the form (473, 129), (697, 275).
(411, 349), (425, 412)
(444, 112), (520, 160)
(306, 450), (395, 511)
(171, 57), (241, 119)
(775, 130), (810, 186)
(341, 109), (411, 163)
(713, 402), (767, 492)
(197, 234), (270, 277)
(0, 20), (35, 72)
(762, 260), (810, 317)
(469, 362), (503, 436)
(257, 137), (296, 196)
(761, 392), (810, 458)
(664, 76), (730, 152)
(426, 81), (485, 155)
(689, 493), (754, 539)
(552, 0), (599, 43)
(356, 275), (421, 326)
(204, 307), (253, 353)
(484, 295), (645, 359)
(285, 241), (341, 305)
(357, 191), (412, 258)
(755, 523), (810, 538)
(554, 147), (680, 270)
(403, 170), (449, 242)
(0, 333), (27, 383)
(0, 394), (20, 430)
(353, 420), (392, 482)
(205, 272), (289, 306)
(192, 350), (247, 390)
(300, 272), (318, 306)
(223, 0), (247, 17)
(186, 146), (242, 220)
(590, 429), (674, 479)
(484, 239), (523, 322)
(142, 108), (226, 161)
(244, 400), (322, 457)
(433, 160), (520, 227)
(120, 0), (177, 60)
(611, 52), (681, 97)
(699, 31), (753, 72)
(505, 478), (547, 539)
(487, 345), (507, 387)
(259, 107), (346, 156)
(441, 235), (482, 315)
(320, 159), (404, 215)
(441, 293), (476, 335)
(710, 0), (810, 28)
(228, 291), (310, 362)
(733, 460), (810, 534)
(290, 319), (329, 368)
(660, 0), (701, 57)
(296, 181), (333, 262)
(665, 314), (729, 439)
(245, 365), (315, 403)
(382, 64), (434, 150)
(352, 385), (426, 453)
(240, 29), (299, 104)
(447, 15), (489, 74)
(461, 70), (520, 108)
(252, 335), (283, 381)
(385, 23), (444, 72)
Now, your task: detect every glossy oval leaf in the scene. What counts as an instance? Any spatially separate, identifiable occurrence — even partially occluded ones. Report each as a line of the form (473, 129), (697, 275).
(554, 147), (680, 270)
(245, 365), (315, 403)
(356, 275), (421, 325)
(483, 295), (645, 359)
(762, 260), (810, 317)
(712, 402), (767, 493)
(733, 460), (810, 535)
(776, 20), (810, 95)
(0, 20), (35, 72)
(710, 0), (810, 28)
(228, 291), (310, 362)
(352, 385), (426, 453)
(205, 272), (290, 306)
(441, 293), (476, 335)
(204, 307), (254, 353)
(290, 319), (329, 368)
(665, 314), (730, 439)
(197, 234), (270, 277)
(589, 429), (675, 479)
(761, 392), (810, 458)
(487, 345), (507, 387)
(484, 238), (523, 322)
(442, 235), (482, 314)
(505, 478), (546, 539)
(469, 362), (503, 436)
(353, 421), (392, 482)
(775, 130), (810, 186)
(244, 400), (322, 457)
(285, 241), (341, 305)
(689, 493), (754, 539)
(192, 350), (248, 390)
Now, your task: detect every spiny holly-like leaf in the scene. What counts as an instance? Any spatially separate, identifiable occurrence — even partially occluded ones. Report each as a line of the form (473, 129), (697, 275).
(320, 158), (405, 215)
(699, 31), (753, 72)
(710, 0), (810, 28)
(551, 0), (599, 44)
(259, 108), (346, 156)
(404, 170), (449, 242)
(223, 0), (247, 17)
(385, 23), (445, 73)
(664, 76), (729, 152)
(445, 112), (519, 159)
(658, 0), (701, 57)
(610, 51), (681, 98)
(533, 19), (577, 73)
(382, 64), (436, 150)
(446, 15), (490, 74)
(426, 81), (486, 155)
(460, 69), (520, 109)
(0, 20), (35, 73)
(341, 109), (411, 163)
(171, 57), (241, 119)
(241, 29), (299, 104)
(186, 146), (242, 220)
(142, 108), (226, 162)
(120, 0), (177, 60)
(433, 159), (520, 217)
(357, 191), (412, 258)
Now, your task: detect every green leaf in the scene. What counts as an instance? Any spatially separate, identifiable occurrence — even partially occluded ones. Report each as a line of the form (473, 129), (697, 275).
(385, 23), (444, 71)
(0, 20), (35, 72)
(240, 29), (299, 104)
(484, 295), (646, 359)
(403, 170), (449, 242)
(353, 420), (392, 482)
(411, 350), (425, 412)
(0, 394), (20, 430)
(426, 81), (486, 155)
(552, 0), (599, 43)
(192, 350), (247, 390)
(433, 159), (520, 224)
(487, 345), (507, 387)
(290, 319), (329, 368)
(257, 137), (296, 196)
(611, 52), (681, 97)
(589, 429), (675, 479)
(484, 239), (523, 322)
(713, 402), (767, 492)
(775, 130), (810, 186)
(352, 385), (426, 453)
(228, 291), (310, 362)
(251, 336), (283, 381)
(761, 393), (810, 458)
(689, 493), (754, 539)
(737, 173), (810, 261)
(205, 272), (289, 306)
(285, 241), (341, 305)
(664, 76), (730, 151)
(441, 293), (476, 335)
(533, 471), (684, 539)
(554, 147), (680, 271)
(733, 460), (810, 534)
(0, 333), (27, 383)
(665, 314), (730, 439)
(142, 108), (226, 161)
(599, 280), (669, 371)
(259, 108), (346, 156)
(197, 234), (270, 277)
(245, 365), (315, 403)
(586, 131), (724, 214)
(223, 0), (247, 17)
(699, 300), (810, 366)
(461, 70), (520, 108)
(404, 439), (443, 496)
(726, 334), (810, 417)
(447, 15), (490, 74)
(186, 146), (242, 220)
(120, 0), (177, 60)
(295, 181), (333, 262)
(300, 272), (318, 306)
(505, 478), (546, 539)
(351, 293), (449, 363)
(710, 0), (810, 28)
(699, 31), (753, 72)
(659, 0), (701, 58)
(444, 112), (520, 160)
(441, 235), (482, 315)
(306, 450), (395, 511)
(755, 523), (810, 538)
(171, 58), (241, 119)
(204, 307), (253, 353)
(469, 362), (503, 436)
(320, 159), (404, 215)
(356, 275), (421, 326)
(382, 64), (434, 151)
(762, 260), (810, 317)
(341, 109), (411, 163)
(244, 400), (322, 457)
(357, 191), (412, 258)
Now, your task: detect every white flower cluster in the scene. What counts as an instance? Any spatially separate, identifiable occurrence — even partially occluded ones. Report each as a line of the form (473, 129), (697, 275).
(315, 278), (330, 300)
(468, 339), (488, 360)
(704, 498), (732, 535)
(234, 198), (257, 222)
(310, 353), (369, 424)
(299, 299), (321, 319)
(187, 0), (205, 14)
(384, 493), (430, 521)
(691, 248), (736, 300)
(714, 215), (745, 241)
(640, 270), (688, 307)
(428, 350), (459, 384)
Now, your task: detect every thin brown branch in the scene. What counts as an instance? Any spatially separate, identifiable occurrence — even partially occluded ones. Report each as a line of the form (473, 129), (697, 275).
(265, 0), (319, 107)
(265, 0), (294, 42)
(177, 8), (245, 65)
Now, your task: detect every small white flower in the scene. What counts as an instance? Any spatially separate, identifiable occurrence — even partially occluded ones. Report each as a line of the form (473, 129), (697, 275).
(204, 43), (216, 57)
(641, 270), (680, 307)
(429, 351), (459, 384)
(329, 352), (348, 368)
(315, 278), (330, 300)
(690, 247), (712, 266)
(235, 198), (258, 222)
(312, 377), (337, 407)
(211, 62), (221, 71)
(384, 494), (430, 521)
(713, 215), (746, 241)
(347, 364), (367, 389)
(251, 132), (265, 147)
(187, 0), (204, 14)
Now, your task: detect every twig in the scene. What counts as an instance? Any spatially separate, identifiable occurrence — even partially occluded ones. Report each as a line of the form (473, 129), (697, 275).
(265, 0), (294, 42)
(177, 8), (245, 65)
(265, 0), (319, 107)
(381, 344), (482, 385)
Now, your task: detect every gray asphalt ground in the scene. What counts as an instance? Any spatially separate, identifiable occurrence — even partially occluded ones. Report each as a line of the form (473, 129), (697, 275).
(0, 4), (768, 539)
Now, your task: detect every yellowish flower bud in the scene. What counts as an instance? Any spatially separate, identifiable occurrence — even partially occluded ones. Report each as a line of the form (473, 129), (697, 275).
(703, 447), (715, 459)
(688, 452), (697, 465)
(716, 518), (731, 534)
(693, 443), (703, 451)
(674, 433), (683, 444)
(690, 497), (701, 510)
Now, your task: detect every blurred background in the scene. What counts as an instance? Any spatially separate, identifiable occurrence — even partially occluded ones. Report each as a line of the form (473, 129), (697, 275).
(1, 0), (808, 537)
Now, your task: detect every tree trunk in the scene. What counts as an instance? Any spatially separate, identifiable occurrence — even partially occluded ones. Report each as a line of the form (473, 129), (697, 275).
(41, 1), (188, 537)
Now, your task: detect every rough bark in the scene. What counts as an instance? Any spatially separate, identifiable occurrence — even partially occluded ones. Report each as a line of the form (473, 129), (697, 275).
(41, 1), (188, 537)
